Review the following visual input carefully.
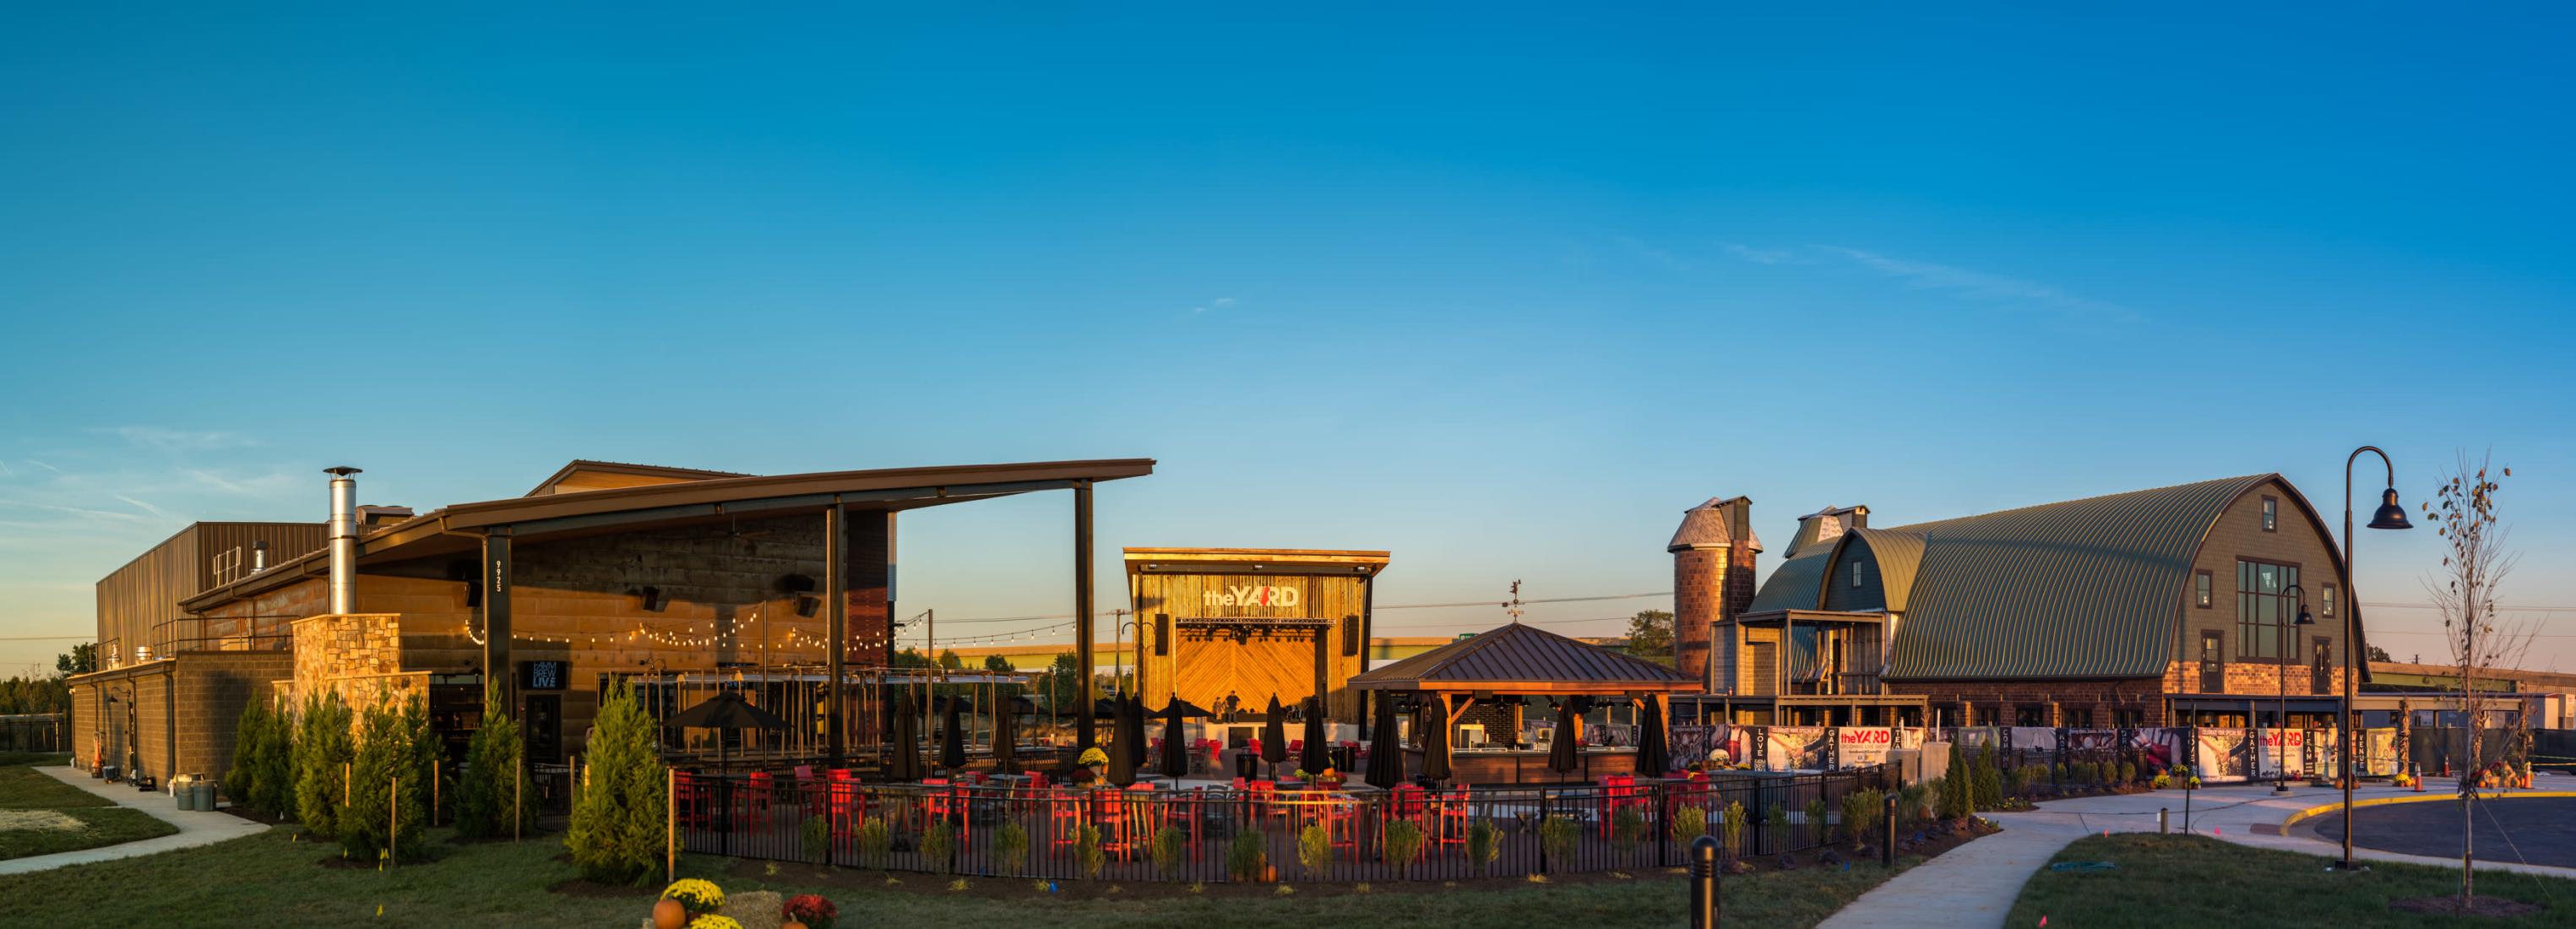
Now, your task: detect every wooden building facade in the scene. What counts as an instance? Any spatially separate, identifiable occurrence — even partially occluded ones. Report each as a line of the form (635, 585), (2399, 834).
(1123, 548), (1389, 723)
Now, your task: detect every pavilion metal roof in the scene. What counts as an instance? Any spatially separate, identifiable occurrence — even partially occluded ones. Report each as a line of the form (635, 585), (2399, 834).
(1347, 622), (1698, 693)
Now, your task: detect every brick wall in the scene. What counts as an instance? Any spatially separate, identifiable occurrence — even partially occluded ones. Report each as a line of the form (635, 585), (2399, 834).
(1675, 542), (1759, 691)
(171, 650), (295, 781)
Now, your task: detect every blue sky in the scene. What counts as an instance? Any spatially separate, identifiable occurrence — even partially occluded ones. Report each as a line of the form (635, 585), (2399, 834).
(4, 5), (2573, 676)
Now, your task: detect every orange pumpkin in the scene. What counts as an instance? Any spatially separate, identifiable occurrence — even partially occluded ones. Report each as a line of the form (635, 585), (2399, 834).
(784, 922), (809, 929)
(1261, 865), (1278, 883)
(652, 898), (687, 929)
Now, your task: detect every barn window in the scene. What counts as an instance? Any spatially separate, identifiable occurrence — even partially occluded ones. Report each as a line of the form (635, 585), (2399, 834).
(1850, 561), (1867, 588)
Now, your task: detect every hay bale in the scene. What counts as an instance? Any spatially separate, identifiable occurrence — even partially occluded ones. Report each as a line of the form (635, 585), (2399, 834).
(716, 889), (783, 929)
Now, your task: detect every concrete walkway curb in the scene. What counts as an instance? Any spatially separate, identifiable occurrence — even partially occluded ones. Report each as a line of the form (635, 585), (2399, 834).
(1816, 778), (2576, 929)
(0, 766), (269, 875)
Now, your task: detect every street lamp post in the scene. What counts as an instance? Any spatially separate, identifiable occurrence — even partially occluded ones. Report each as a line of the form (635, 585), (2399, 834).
(2339, 446), (2412, 870)
(2274, 584), (2312, 796)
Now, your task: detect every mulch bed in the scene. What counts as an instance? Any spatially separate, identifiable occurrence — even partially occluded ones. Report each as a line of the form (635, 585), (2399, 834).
(2389, 895), (2546, 918)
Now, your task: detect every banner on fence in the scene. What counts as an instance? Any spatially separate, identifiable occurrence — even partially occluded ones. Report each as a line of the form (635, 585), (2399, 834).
(2198, 728), (2253, 781)
(2129, 727), (2187, 774)
(1765, 726), (1834, 771)
(2366, 728), (2398, 776)
(2008, 727), (2057, 754)
(1836, 727), (1894, 769)
(2253, 728), (2306, 779)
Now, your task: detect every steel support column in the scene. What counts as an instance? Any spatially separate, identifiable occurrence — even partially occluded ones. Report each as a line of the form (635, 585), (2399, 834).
(482, 530), (514, 719)
(825, 502), (846, 767)
(1075, 481), (1097, 750)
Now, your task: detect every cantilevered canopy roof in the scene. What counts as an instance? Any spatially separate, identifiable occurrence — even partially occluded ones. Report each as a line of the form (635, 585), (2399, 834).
(1348, 622), (1698, 693)
(1123, 547), (1390, 577)
(182, 458), (1155, 611)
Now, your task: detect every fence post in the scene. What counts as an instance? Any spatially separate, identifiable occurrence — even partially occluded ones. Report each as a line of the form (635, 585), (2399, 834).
(1657, 784), (1672, 868)
(1537, 788), (1551, 874)
(389, 775), (399, 868)
(2158, 807), (2168, 834)
(513, 758), (522, 842)
(1689, 835), (1720, 929)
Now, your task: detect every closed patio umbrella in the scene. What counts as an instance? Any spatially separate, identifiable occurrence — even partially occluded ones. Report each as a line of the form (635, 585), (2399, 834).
(1300, 698), (1329, 776)
(1547, 699), (1580, 777)
(1636, 694), (1671, 777)
(1159, 699), (1188, 785)
(1364, 694), (1402, 790)
(939, 696), (968, 772)
(1260, 696), (1289, 778)
(1419, 698), (1451, 785)
(887, 694), (925, 781)
(993, 698), (1020, 774)
(1108, 697), (1141, 787)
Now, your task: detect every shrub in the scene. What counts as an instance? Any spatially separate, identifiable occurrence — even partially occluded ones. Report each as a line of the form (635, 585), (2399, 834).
(1897, 782), (1929, 828)
(782, 894), (838, 929)
(1226, 828), (1267, 881)
(992, 821), (1029, 875)
(457, 681), (534, 839)
(921, 820), (957, 874)
(342, 692), (432, 862)
(1153, 825), (1187, 879)
(1073, 823), (1106, 880)
(801, 815), (830, 866)
(1539, 816), (1578, 863)
(1719, 801), (1747, 860)
(226, 697), (294, 818)
(661, 877), (725, 915)
(1841, 788), (1883, 846)
(1936, 772), (1970, 820)
(1612, 806), (1648, 846)
(856, 817), (893, 868)
(1803, 797), (1830, 845)
(1971, 752), (2002, 811)
(1671, 803), (1708, 842)
(1296, 822), (1332, 879)
(1467, 818), (1501, 873)
(1383, 818), (1425, 878)
(564, 677), (668, 884)
(1764, 803), (1791, 850)
(2118, 762), (2138, 784)
(291, 691), (353, 838)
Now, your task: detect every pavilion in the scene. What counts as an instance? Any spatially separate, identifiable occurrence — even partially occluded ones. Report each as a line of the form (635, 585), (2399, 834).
(1347, 622), (1696, 785)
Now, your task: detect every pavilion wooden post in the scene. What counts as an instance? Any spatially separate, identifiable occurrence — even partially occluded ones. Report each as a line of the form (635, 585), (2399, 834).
(484, 530), (514, 721)
(513, 756), (521, 841)
(825, 502), (846, 767)
(1074, 481), (1097, 750)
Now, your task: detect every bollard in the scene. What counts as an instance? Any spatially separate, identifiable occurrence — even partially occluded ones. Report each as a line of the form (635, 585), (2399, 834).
(1883, 790), (1897, 867)
(2159, 807), (2168, 834)
(1690, 835), (1720, 929)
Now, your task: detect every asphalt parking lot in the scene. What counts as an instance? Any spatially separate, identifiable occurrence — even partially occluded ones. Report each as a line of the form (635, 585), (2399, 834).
(2303, 796), (2576, 868)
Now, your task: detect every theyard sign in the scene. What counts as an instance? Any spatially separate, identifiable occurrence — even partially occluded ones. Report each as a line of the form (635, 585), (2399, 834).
(1203, 584), (1302, 607)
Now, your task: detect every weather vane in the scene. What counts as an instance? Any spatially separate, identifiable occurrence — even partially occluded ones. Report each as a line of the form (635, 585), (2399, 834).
(1505, 579), (1524, 624)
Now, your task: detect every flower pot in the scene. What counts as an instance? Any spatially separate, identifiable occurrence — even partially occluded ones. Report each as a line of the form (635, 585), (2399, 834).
(652, 899), (687, 929)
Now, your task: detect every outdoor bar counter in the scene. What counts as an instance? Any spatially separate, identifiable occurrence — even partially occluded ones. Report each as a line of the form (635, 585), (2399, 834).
(1417, 746), (1643, 785)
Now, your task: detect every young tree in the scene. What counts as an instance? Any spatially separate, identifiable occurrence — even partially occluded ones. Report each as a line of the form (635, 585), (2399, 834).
(1625, 610), (1677, 668)
(566, 676), (668, 884)
(456, 682), (535, 839)
(292, 691), (355, 838)
(2422, 453), (2530, 909)
(343, 692), (431, 861)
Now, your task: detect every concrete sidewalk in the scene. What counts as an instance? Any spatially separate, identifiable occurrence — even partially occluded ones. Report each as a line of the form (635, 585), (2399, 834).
(1816, 778), (2576, 929)
(0, 766), (269, 875)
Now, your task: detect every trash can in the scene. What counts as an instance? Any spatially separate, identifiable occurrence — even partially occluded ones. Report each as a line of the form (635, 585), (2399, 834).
(169, 774), (198, 811)
(193, 780), (216, 812)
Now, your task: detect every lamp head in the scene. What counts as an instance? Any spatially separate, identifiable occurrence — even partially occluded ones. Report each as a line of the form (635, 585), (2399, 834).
(2368, 486), (2412, 530)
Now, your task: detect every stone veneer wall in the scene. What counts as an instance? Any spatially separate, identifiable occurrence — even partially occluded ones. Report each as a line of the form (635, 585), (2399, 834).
(283, 613), (427, 722)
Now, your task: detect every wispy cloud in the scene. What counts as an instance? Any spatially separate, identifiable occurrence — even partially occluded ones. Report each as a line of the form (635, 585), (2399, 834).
(1725, 244), (2137, 322)
(183, 468), (301, 497)
(0, 460), (12, 479)
(1189, 296), (1238, 314)
(111, 494), (171, 518)
(24, 460), (60, 474)
(99, 426), (259, 452)
(0, 500), (146, 522)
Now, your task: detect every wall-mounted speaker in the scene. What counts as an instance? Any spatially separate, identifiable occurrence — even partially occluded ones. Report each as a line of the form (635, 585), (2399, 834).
(1154, 613), (1171, 656)
(1342, 615), (1360, 656)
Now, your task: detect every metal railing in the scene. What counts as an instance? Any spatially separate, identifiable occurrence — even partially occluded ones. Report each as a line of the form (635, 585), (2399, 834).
(672, 766), (1893, 883)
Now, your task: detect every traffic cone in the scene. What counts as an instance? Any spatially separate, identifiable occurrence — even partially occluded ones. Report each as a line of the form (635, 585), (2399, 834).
(2412, 764), (2423, 792)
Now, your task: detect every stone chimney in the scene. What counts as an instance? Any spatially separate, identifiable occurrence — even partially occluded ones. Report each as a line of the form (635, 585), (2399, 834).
(1669, 497), (1762, 691)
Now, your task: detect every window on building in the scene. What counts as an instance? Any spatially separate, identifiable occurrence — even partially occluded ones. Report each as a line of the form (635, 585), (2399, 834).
(2236, 558), (2301, 661)
(2015, 704), (2048, 727)
(2194, 570), (2214, 609)
(2065, 707), (2095, 728)
(2261, 497), (2279, 532)
(2321, 583), (2336, 617)
(2112, 708), (2145, 728)
(1851, 561), (1867, 588)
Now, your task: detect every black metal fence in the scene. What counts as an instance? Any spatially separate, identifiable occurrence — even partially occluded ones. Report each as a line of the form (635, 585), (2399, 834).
(675, 766), (1894, 883)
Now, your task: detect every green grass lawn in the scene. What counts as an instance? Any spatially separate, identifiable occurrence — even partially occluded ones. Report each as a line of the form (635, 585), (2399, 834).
(0, 758), (179, 861)
(2010, 834), (2576, 928)
(0, 823), (1922, 928)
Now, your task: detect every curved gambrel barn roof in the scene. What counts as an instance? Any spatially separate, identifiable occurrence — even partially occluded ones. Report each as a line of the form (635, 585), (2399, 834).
(1744, 474), (2356, 681)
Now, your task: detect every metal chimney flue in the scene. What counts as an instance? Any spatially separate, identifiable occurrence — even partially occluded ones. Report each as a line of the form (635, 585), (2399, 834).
(251, 541), (269, 573)
(325, 466), (362, 615)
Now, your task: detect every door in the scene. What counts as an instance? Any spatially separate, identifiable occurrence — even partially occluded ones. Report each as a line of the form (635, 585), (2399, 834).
(524, 694), (562, 763)
(2199, 631), (2224, 692)
(2311, 638), (2333, 695)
